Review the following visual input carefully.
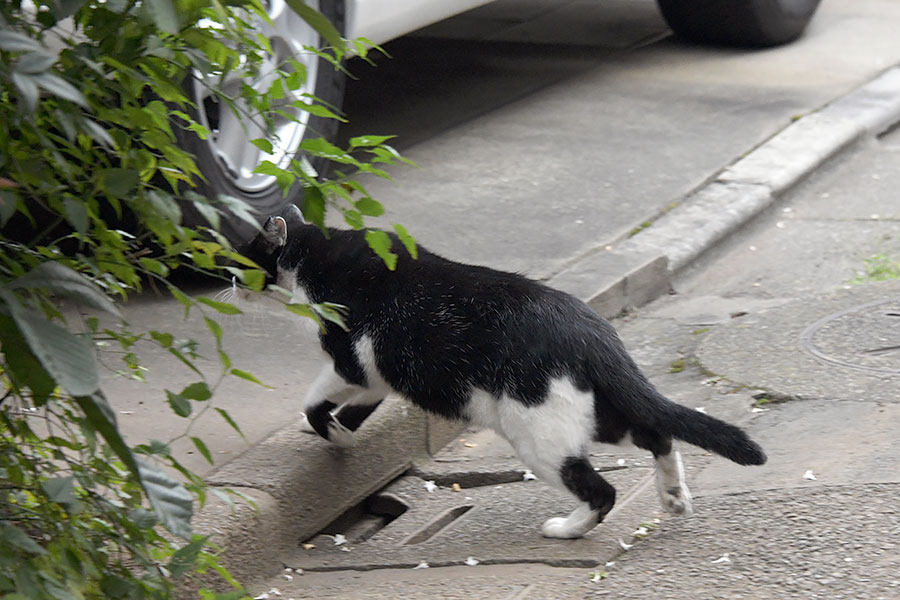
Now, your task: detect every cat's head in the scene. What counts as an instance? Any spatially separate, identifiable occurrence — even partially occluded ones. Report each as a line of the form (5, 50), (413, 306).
(224, 203), (304, 304)
(239, 203), (304, 278)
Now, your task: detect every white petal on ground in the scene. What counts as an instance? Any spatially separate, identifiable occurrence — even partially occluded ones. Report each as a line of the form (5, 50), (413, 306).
(695, 406), (707, 414)
(617, 458), (626, 466)
(424, 480), (438, 493)
(618, 539), (633, 551)
(413, 562), (429, 569)
(464, 557), (480, 566)
(751, 407), (769, 413)
(253, 594), (269, 600)
(522, 470), (537, 481)
(803, 470), (817, 481)
(606, 561), (616, 567)
(711, 553), (731, 564)
(340, 547), (351, 552)
(332, 534), (347, 546)
(632, 526), (649, 537)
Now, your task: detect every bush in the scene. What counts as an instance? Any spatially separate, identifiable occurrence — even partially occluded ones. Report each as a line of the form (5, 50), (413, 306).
(0, 1), (406, 597)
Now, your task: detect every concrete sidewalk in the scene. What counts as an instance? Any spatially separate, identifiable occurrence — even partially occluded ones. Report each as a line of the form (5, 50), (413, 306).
(244, 80), (900, 600)
(185, 62), (900, 595)
(95, 1), (900, 595)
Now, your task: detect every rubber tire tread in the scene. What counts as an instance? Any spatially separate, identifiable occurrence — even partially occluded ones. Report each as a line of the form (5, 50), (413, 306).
(656, 0), (821, 48)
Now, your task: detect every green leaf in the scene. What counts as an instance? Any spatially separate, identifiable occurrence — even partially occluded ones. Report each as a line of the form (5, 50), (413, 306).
(16, 51), (56, 75)
(1, 189), (18, 227)
(11, 71), (39, 112)
(355, 197), (384, 217)
(62, 197), (89, 233)
(169, 285), (193, 316)
(217, 194), (259, 230)
(349, 135), (395, 148)
(301, 187), (326, 227)
(99, 168), (140, 199)
(196, 296), (242, 315)
(166, 390), (191, 418)
(1, 291), (100, 396)
(365, 229), (398, 271)
(140, 257), (170, 277)
(4, 261), (122, 318)
(150, 330), (174, 347)
(146, 189), (183, 224)
(241, 269), (266, 292)
(74, 391), (141, 482)
(312, 303), (349, 331)
(0, 522), (47, 555)
(251, 138), (273, 154)
(283, 0), (345, 51)
(230, 368), (267, 387)
(204, 317), (223, 345)
(168, 535), (208, 577)
(138, 461), (193, 539)
(42, 476), (81, 512)
(214, 407), (244, 437)
(0, 314), (56, 402)
(393, 224), (418, 259)
(31, 72), (88, 108)
(191, 437), (214, 465)
(181, 381), (212, 401)
(145, 0), (181, 34)
(292, 100), (347, 122)
(285, 302), (321, 328)
(0, 30), (45, 53)
(128, 508), (158, 529)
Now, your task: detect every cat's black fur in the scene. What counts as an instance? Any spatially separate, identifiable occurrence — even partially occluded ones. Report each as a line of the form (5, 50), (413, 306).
(240, 204), (765, 538)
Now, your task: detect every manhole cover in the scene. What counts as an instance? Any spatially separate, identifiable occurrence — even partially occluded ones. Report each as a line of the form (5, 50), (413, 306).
(799, 296), (900, 374)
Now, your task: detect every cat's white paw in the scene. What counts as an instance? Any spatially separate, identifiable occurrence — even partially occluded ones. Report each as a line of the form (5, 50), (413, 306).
(327, 420), (356, 449)
(298, 412), (316, 434)
(660, 483), (693, 515)
(541, 517), (585, 539)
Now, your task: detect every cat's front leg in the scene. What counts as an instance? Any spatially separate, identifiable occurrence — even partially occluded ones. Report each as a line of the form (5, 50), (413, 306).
(302, 364), (364, 448)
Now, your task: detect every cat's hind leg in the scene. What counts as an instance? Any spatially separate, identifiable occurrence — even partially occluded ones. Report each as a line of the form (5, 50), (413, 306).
(631, 427), (693, 515)
(542, 456), (617, 538)
(496, 378), (615, 538)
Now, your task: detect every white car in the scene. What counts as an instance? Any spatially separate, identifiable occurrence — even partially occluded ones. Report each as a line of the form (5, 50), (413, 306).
(182, 0), (822, 239)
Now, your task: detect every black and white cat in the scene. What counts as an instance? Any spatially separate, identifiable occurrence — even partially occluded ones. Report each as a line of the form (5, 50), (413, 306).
(239, 204), (766, 539)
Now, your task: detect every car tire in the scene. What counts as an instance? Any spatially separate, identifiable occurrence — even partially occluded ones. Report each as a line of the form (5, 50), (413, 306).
(656, 0), (821, 47)
(175, 0), (346, 244)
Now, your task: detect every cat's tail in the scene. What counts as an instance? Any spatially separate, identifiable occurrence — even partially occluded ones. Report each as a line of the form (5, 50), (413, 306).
(606, 385), (767, 466)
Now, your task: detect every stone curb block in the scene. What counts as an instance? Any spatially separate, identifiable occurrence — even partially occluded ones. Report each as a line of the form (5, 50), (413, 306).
(550, 65), (900, 308)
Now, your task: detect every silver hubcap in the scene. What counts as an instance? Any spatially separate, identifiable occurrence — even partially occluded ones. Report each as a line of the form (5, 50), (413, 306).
(196, 0), (321, 193)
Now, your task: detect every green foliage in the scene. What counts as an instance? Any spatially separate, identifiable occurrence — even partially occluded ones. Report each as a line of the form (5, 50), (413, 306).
(852, 253), (900, 283)
(0, 0), (411, 597)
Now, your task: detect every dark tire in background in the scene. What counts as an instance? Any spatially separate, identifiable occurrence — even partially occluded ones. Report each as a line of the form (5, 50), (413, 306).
(175, 0), (346, 244)
(656, 0), (822, 47)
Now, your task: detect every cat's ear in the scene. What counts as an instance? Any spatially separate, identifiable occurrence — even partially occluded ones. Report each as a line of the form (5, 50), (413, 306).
(282, 202), (305, 226)
(262, 216), (287, 247)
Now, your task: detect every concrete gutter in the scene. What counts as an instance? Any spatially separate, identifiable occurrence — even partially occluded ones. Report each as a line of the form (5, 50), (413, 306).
(188, 65), (900, 593)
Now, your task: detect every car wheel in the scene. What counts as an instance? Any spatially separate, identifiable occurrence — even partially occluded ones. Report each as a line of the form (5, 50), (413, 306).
(176, 0), (346, 243)
(656, 0), (821, 47)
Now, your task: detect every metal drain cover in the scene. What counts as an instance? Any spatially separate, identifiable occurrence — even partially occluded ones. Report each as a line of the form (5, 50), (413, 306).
(800, 296), (900, 374)
(697, 281), (900, 404)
